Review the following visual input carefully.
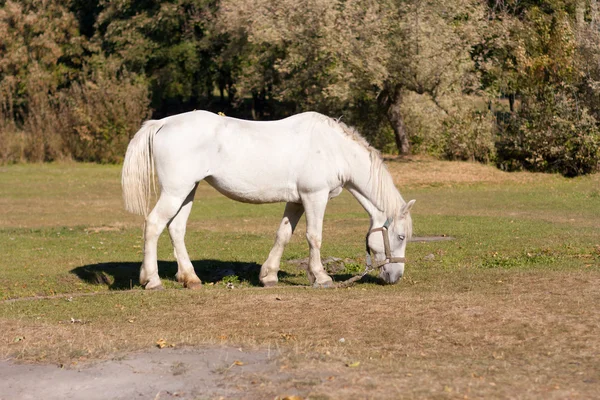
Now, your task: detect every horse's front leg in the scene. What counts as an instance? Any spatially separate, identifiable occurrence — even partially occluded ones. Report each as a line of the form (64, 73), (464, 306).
(260, 202), (304, 287)
(302, 192), (334, 288)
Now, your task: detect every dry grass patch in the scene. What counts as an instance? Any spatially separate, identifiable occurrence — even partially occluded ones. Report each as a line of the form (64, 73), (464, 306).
(2, 270), (599, 398)
(385, 155), (579, 186)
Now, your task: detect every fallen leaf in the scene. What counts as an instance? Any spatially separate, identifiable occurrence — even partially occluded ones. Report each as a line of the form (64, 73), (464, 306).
(225, 360), (245, 371)
(13, 336), (24, 343)
(156, 338), (168, 349)
(346, 361), (360, 368)
(280, 332), (296, 341)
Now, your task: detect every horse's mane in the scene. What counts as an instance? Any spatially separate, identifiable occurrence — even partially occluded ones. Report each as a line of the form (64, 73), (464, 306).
(321, 115), (410, 236)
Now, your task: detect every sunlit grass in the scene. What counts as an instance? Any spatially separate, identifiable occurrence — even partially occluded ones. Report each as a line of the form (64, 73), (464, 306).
(1, 161), (598, 300)
(1, 161), (599, 398)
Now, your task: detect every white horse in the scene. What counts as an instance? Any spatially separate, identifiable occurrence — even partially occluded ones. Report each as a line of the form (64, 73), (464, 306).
(122, 110), (415, 289)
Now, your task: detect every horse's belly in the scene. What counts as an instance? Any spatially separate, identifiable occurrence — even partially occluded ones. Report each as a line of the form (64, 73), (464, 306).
(205, 176), (300, 204)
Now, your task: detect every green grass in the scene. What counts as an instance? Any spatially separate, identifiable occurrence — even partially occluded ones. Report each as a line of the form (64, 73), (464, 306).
(1, 162), (598, 300)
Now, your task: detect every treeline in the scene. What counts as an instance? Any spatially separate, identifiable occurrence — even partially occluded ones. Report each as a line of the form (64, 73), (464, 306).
(1, 0), (599, 176)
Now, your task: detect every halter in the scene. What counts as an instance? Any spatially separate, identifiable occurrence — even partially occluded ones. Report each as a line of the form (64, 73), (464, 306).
(365, 217), (407, 269)
(335, 218), (407, 288)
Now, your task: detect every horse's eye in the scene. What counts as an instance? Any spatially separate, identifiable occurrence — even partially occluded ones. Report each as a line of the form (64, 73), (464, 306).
(398, 235), (405, 241)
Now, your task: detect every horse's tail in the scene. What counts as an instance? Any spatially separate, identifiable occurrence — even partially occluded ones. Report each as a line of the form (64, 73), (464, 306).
(121, 119), (164, 216)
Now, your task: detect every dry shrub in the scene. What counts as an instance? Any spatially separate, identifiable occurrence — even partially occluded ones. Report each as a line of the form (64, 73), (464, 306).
(21, 65), (72, 162)
(61, 68), (152, 163)
(442, 105), (496, 163)
(401, 92), (445, 157)
(0, 66), (151, 164)
(0, 79), (22, 163)
(0, 67), (67, 163)
(496, 89), (600, 177)
(402, 92), (496, 162)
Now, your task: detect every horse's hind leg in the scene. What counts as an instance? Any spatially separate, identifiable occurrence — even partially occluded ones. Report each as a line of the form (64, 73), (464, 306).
(260, 202), (304, 287)
(168, 184), (201, 289)
(141, 189), (193, 290)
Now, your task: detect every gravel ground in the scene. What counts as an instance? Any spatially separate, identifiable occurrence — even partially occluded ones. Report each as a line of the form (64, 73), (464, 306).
(0, 346), (277, 400)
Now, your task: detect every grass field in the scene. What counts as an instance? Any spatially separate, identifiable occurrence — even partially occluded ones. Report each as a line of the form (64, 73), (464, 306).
(1, 159), (599, 399)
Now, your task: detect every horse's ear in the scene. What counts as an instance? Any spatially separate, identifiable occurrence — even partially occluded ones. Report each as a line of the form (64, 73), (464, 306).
(402, 199), (416, 216)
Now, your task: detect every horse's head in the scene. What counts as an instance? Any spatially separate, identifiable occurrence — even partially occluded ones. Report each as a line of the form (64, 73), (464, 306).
(367, 200), (415, 284)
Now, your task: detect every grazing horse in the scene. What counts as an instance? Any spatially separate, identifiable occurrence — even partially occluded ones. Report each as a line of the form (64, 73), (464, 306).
(122, 111), (415, 289)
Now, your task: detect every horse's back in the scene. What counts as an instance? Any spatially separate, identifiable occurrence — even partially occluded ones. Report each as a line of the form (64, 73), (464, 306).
(152, 110), (350, 202)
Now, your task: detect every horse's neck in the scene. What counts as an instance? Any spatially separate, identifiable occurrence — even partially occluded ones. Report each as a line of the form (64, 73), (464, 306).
(346, 187), (388, 229)
(344, 145), (404, 224)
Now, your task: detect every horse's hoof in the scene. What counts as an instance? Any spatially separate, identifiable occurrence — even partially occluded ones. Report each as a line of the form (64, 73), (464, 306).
(261, 280), (278, 288)
(312, 280), (334, 289)
(145, 283), (164, 290)
(185, 281), (202, 290)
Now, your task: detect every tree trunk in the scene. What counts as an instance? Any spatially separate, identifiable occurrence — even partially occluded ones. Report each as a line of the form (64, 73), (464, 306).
(385, 87), (410, 155)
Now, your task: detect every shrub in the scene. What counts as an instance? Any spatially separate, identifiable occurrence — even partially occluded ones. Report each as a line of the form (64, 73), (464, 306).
(60, 66), (152, 163)
(0, 64), (151, 164)
(401, 92), (445, 157)
(402, 92), (496, 162)
(496, 89), (600, 177)
(441, 106), (496, 163)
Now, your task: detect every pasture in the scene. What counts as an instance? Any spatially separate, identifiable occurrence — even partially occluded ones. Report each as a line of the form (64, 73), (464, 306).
(1, 159), (599, 399)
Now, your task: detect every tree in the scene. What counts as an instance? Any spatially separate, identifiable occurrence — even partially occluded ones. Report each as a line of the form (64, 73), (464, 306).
(218, 0), (486, 154)
(0, 0), (85, 124)
(491, 0), (600, 176)
(93, 0), (222, 116)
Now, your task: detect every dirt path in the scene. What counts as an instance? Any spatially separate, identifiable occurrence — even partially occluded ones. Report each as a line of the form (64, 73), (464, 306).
(0, 347), (280, 400)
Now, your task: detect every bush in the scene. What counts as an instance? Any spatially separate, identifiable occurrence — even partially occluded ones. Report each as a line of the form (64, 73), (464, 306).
(402, 92), (496, 162)
(61, 67), (152, 163)
(496, 89), (600, 177)
(401, 92), (445, 157)
(0, 64), (151, 164)
(442, 106), (496, 163)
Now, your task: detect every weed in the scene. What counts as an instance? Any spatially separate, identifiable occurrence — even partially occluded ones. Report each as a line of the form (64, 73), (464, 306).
(221, 275), (241, 286)
(343, 263), (363, 274)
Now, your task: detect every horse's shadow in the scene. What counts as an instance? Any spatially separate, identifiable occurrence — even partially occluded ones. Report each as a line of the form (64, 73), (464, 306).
(71, 260), (383, 290)
(70, 260), (290, 290)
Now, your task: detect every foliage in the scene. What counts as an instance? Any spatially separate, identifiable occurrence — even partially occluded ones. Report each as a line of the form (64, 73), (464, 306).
(0, 0), (151, 163)
(491, 2), (600, 176)
(497, 88), (600, 176)
(93, 0), (222, 116)
(402, 93), (496, 162)
(0, 0), (86, 162)
(60, 63), (152, 163)
(217, 0), (486, 152)
(442, 106), (496, 163)
(0, 0), (599, 175)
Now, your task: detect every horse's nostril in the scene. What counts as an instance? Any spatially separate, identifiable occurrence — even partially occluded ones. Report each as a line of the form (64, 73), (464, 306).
(380, 270), (391, 283)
